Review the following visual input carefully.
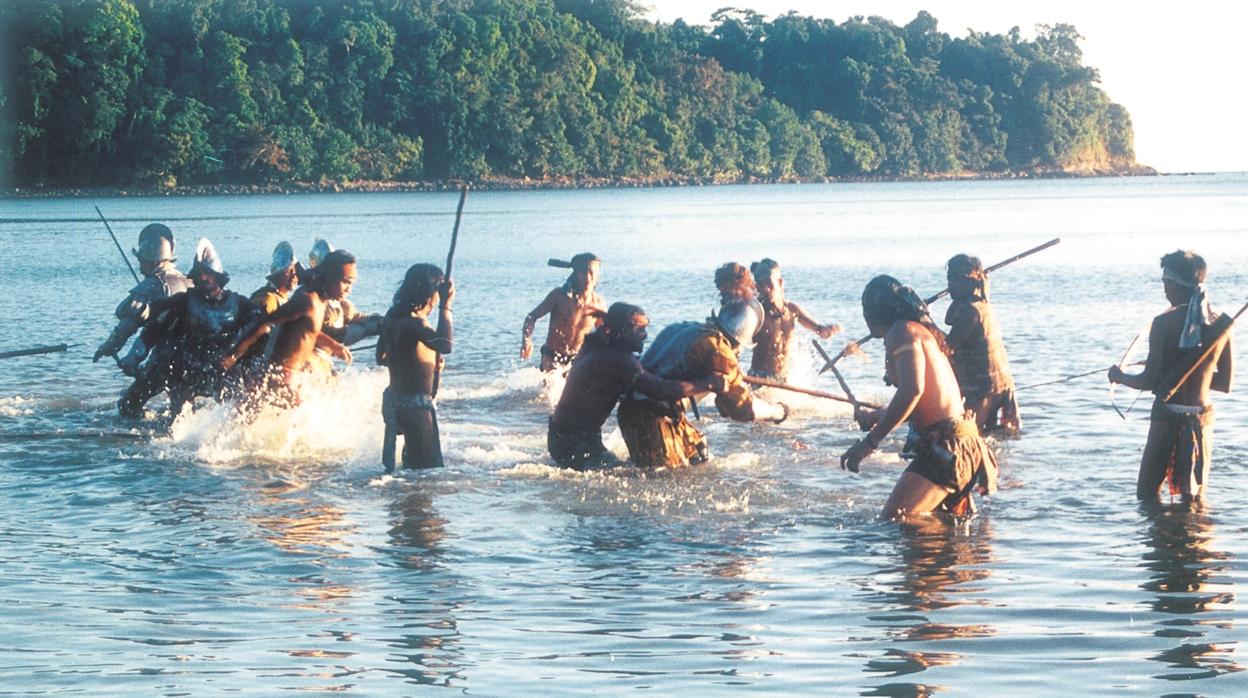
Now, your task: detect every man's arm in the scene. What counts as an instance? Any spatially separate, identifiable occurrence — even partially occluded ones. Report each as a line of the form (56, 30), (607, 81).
(221, 295), (310, 370)
(790, 301), (841, 339)
(521, 288), (558, 358)
(841, 325), (925, 472)
(315, 331), (352, 363)
(630, 353), (725, 401)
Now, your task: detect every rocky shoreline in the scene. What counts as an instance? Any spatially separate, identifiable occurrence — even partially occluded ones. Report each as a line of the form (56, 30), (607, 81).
(3, 165), (1159, 198)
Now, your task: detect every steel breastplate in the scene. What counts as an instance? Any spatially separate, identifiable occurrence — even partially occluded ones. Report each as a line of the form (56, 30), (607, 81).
(641, 321), (712, 380)
(186, 291), (244, 339)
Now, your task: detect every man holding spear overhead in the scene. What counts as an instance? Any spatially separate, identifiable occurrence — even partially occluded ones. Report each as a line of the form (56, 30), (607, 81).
(521, 253), (607, 371)
(840, 275), (997, 520)
(1108, 250), (1234, 501)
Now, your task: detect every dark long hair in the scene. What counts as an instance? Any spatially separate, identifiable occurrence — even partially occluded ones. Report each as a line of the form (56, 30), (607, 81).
(862, 274), (949, 354)
(392, 263), (444, 314)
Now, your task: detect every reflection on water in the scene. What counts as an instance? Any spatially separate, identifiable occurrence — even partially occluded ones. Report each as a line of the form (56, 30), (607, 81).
(383, 487), (465, 687)
(1139, 502), (1242, 682)
(862, 517), (996, 695)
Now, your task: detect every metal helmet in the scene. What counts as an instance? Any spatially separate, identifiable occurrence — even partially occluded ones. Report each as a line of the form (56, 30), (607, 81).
(133, 223), (175, 263)
(714, 298), (764, 346)
(191, 237), (225, 276)
(134, 235), (175, 264)
(269, 241), (296, 275)
(308, 238), (335, 268)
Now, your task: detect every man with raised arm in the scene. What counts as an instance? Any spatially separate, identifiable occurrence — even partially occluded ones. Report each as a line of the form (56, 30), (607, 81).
(221, 249), (356, 408)
(521, 253), (607, 371)
(548, 302), (726, 469)
(617, 298), (788, 467)
(749, 258), (841, 380)
(377, 263), (454, 472)
(840, 275), (997, 520)
(1108, 250), (1234, 500)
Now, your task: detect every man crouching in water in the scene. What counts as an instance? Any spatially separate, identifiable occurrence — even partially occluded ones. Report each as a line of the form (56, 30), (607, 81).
(840, 275), (997, 520)
(221, 250), (356, 409)
(548, 302), (726, 469)
(376, 264), (454, 472)
(617, 298), (788, 467)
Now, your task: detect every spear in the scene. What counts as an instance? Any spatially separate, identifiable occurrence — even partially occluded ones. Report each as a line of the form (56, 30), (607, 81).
(822, 237), (1061, 371)
(95, 206), (141, 285)
(742, 375), (882, 409)
(0, 343), (76, 360)
(432, 184), (469, 398)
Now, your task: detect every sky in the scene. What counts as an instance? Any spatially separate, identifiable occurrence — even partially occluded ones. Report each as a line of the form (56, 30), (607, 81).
(642, 1), (1248, 173)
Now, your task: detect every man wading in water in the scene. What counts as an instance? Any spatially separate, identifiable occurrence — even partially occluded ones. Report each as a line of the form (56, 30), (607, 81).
(521, 253), (606, 372)
(221, 249), (356, 409)
(547, 302), (725, 469)
(943, 253), (1020, 433)
(377, 263), (454, 472)
(840, 275), (997, 520)
(1108, 250), (1234, 501)
(749, 258), (841, 380)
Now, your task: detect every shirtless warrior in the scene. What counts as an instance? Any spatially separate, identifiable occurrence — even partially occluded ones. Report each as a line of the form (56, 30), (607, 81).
(548, 302), (725, 469)
(521, 253), (606, 371)
(377, 264), (454, 471)
(841, 275), (998, 520)
(749, 258), (841, 380)
(1109, 250), (1234, 500)
(221, 250), (356, 408)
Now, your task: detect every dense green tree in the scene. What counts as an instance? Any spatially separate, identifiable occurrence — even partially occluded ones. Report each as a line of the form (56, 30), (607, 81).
(1, 0), (1138, 187)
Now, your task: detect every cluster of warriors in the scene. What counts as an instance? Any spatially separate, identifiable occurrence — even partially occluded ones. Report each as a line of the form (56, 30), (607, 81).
(96, 225), (1233, 521)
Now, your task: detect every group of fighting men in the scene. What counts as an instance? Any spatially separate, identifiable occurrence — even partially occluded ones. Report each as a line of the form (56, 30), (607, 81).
(96, 223), (1233, 520)
(95, 225), (374, 419)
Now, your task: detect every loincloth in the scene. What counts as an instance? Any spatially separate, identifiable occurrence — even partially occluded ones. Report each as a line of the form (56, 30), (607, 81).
(903, 417), (998, 515)
(382, 388), (436, 430)
(617, 396), (707, 468)
(1151, 400), (1213, 496)
(540, 344), (576, 368)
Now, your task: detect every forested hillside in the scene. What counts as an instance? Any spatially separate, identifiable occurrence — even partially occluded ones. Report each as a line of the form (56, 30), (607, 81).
(0, 0), (1141, 189)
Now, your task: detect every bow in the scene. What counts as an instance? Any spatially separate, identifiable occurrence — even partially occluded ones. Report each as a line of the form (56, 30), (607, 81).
(1111, 324), (1148, 420)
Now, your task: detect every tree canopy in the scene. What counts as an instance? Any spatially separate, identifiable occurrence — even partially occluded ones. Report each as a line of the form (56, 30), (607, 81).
(0, 0), (1138, 189)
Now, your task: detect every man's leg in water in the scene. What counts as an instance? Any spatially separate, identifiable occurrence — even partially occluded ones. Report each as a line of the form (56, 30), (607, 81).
(398, 405), (443, 469)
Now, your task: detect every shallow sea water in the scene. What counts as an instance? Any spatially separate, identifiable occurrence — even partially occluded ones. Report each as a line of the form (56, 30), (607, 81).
(2, 174), (1248, 694)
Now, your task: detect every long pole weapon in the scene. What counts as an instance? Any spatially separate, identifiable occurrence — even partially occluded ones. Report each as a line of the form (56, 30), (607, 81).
(95, 206), (141, 285)
(742, 375), (882, 409)
(811, 339), (868, 409)
(821, 237), (1061, 372)
(431, 184), (469, 398)
(0, 343), (76, 360)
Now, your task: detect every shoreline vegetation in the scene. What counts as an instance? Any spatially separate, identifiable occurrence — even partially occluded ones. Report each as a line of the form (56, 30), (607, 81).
(5, 164), (1159, 199)
(4, 1), (1145, 195)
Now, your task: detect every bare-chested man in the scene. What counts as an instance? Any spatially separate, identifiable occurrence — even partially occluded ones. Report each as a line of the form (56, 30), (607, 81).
(521, 253), (606, 371)
(1108, 250), (1234, 500)
(221, 249), (356, 407)
(548, 302), (725, 469)
(840, 275), (997, 520)
(377, 263), (454, 472)
(749, 258), (841, 380)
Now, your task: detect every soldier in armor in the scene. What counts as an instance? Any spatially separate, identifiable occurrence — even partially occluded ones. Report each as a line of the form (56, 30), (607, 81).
(250, 241), (300, 314)
(307, 239), (381, 376)
(94, 223), (194, 418)
(617, 298), (789, 467)
(146, 239), (258, 418)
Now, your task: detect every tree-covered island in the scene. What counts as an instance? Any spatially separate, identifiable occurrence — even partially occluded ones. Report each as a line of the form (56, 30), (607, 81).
(0, 0), (1150, 194)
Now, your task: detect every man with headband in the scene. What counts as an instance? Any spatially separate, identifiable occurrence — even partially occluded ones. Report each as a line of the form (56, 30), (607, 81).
(521, 252), (607, 371)
(944, 254), (1019, 432)
(840, 275), (997, 519)
(1109, 250), (1233, 500)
